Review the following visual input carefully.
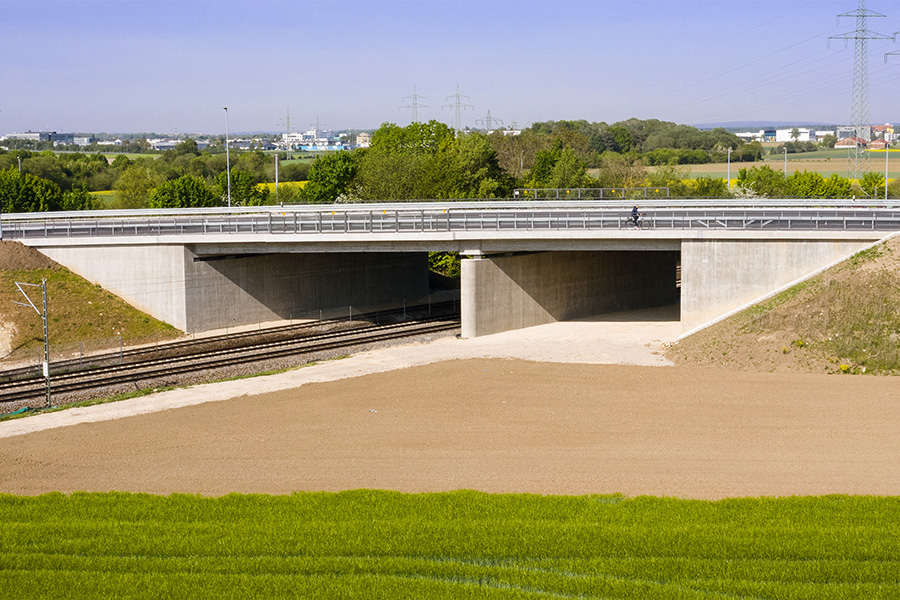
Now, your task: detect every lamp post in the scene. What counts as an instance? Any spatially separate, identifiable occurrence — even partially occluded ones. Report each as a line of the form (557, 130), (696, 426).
(783, 146), (788, 180)
(727, 147), (732, 190)
(224, 107), (232, 208)
(886, 140), (890, 202)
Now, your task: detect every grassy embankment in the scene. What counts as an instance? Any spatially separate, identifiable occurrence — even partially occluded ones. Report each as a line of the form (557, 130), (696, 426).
(1, 491), (898, 598)
(0, 264), (180, 363)
(670, 236), (900, 374)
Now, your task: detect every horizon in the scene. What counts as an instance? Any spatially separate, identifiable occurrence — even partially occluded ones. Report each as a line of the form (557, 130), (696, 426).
(4, 1), (900, 133)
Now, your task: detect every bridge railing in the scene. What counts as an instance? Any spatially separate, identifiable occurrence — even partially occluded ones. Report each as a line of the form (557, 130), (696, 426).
(3, 203), (900, 239)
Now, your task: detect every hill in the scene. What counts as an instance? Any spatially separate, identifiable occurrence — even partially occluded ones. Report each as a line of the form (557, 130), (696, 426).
(667, 235), (900, 374)
(0, 241), (181, 362)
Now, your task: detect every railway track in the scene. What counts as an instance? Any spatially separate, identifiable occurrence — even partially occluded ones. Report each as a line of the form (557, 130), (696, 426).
(0, 306), (460, 406)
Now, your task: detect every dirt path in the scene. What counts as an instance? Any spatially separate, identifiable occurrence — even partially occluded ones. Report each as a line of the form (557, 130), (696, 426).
(2, 306), (898, 500)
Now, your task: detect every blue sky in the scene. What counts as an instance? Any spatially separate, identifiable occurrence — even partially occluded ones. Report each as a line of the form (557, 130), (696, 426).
(4, 0), (900, 134)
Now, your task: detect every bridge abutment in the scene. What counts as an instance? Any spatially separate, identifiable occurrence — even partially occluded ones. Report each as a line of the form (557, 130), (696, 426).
(461, 250), (678, 337)
(680, 238), (875, 332)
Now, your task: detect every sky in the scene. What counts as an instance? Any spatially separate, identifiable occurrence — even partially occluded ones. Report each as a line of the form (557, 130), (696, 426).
(4, 0), (900, 135)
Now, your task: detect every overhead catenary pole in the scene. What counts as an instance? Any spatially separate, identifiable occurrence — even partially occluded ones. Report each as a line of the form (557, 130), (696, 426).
(13, 280), (50, 407)
(224, 107), (232, 208)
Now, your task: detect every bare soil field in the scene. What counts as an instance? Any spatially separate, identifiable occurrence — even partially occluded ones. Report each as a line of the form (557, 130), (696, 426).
(1, 353), (899, 500)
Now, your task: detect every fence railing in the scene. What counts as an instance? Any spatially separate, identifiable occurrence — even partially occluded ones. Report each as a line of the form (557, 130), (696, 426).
(3, 203), (900, 240)
(513, 188), (671, 200)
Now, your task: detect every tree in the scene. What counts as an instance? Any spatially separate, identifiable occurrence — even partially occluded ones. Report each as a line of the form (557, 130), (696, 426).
(645, 163), (692, 197)
(149, 175), (218, 208)
(691, 176), (730, 198)
(547, 146), (588, 189)
(790, 127), (801, 142)
(735, 165), (789, 198)
(61, 185), (100, 211)
(216, 170), (269, 206)
(301, 151), (359, 203)
(859, 172), (885, 198)
(820, 134), (837, 149)
(595, 153), (646, 189)
(113, 164), (164, 209)
(0, 168), (63, 212)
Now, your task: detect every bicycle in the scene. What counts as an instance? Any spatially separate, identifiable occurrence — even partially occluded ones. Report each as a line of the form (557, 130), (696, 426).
(625, 214), (650, 230)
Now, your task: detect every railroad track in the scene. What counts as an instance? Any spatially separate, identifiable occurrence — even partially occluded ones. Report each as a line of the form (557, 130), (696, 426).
(0, 301), (458, 384)
(0, 309), (460, 405)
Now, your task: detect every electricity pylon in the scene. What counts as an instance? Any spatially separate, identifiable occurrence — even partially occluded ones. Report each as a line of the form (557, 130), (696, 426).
(442, 85), (474, 132)
(475, 110), (504, 131)
(829, 0), (892, 183)
(400, 86), (429, 123)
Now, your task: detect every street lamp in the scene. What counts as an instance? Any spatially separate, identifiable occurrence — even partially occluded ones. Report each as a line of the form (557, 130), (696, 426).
(224, 107), (232, 208)
(727, 147), (732, 190)
(783, 146), (788, 180)
(886, 140), (890, 202)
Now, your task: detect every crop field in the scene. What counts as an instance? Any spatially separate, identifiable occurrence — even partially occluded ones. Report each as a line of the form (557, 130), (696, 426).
(2, 491), (899, 598)
(680, 149), (900, 179)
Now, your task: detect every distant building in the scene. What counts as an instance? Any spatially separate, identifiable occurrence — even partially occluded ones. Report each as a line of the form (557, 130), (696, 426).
(50, 132), (74, 145)
(356, 132), (372, 148)
(835, 136), (867, 148)
(871, 123), (894, 142)
(74, 136), (92, 147)
(869, 139), (889, 150)
(282, 128), (348, 152)
(8, 131), (53, 142)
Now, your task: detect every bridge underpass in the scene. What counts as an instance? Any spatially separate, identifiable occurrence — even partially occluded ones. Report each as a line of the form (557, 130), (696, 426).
(461, 250), (680, 338)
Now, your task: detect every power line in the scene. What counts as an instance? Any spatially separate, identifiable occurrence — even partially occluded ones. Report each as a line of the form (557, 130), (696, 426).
(400, 86), (429, 123)
(829, 0), (893, 181)
(442, 85), (474, 131)
(475, 110), (504, 131)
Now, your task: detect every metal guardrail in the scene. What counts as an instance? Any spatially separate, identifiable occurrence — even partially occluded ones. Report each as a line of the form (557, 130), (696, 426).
(513, 188), (671, 200)
(3, 204), (900, 239)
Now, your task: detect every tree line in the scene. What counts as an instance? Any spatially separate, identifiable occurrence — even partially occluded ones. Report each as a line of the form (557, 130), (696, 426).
(1, 117), (891, 211)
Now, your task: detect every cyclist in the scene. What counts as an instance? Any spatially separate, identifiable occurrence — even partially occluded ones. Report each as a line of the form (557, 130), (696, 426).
(631, 205), (641, 227)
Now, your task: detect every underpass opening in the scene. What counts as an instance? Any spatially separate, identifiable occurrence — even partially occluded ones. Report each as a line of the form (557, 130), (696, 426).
(184, 249), (433, 332)
(461, 250), (680, 338)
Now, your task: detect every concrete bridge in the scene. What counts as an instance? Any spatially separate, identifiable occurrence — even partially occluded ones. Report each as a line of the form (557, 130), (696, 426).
(3, 201), (897, 337)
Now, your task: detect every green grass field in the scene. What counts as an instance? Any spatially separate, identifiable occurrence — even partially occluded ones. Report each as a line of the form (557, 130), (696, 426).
(2, 491), (898, 598)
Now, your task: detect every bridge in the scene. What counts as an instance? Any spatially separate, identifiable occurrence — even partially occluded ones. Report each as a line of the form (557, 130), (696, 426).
(2, 200), (897, 337)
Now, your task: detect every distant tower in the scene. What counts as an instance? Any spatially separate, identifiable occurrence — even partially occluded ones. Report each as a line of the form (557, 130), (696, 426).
(400, 86), (429, 123)
(475, 110), (504, 131)
(442, 85), (474, 131)
(830, 0), (892, 183)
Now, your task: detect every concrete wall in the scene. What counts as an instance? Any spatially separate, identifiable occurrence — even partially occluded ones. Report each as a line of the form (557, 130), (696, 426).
(37, 244), (429, 332)
(680, 238), (873, 331)
(461, 251), (678, 337)
(37, 244), (189, 329)
(184, 249), (428, 332)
